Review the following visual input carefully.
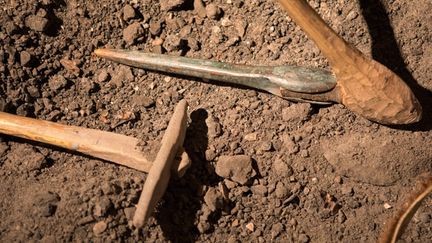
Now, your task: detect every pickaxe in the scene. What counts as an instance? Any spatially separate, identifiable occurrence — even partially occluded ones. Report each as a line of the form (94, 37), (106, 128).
(0, 100), (190, 229)
(95, 0), (422, 125)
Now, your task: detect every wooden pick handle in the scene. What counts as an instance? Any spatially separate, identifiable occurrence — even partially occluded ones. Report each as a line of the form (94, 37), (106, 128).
(0, 111), (189, 174)
(278, 0), (422, 124)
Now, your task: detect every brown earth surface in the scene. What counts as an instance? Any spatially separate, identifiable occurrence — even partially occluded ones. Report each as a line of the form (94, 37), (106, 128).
(1, 0), (431, 242)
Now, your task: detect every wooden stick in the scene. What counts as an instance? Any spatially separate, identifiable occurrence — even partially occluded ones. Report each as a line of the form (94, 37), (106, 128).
(0, 111), (189, 175)
(132, 99), (188, 229)
(379, 174), (432, 243)
(278, 0), (422, 124)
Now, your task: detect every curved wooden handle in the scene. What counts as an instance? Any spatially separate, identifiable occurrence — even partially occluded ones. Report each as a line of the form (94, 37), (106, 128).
(278, 0), (422, 124)
(278, 0), (354, 67)
(0, 111), (152, 172)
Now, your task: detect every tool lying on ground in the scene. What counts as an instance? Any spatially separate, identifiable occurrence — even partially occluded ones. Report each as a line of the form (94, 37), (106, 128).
(0, 108), (190, 176)
(0, 100), (190, 230)
(95, 0), (422, 125)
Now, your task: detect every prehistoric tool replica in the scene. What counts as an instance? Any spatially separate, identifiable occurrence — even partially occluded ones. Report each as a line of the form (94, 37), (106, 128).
(0, 100), (189, 229)
(95, 0), (422, 125)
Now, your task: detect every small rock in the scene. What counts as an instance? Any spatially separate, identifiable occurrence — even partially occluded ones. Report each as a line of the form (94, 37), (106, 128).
(251, 184), (267, 196)
(244, 132), (257, 141)
(204, 187), (224, 212)
(77, 215), (95, 225)
(123, 5), (137, 21)
(206, 115), (222, 138)
(20, 51), (32, 66)
(245, 222), (254, 232)
(123, 22), (145, 44)
(215, 155), (256, 185)
(281, 103), (312, 122)
(160, 0), (185, 11)
(271, 223), (284, 239)
(346, 10), (358, 21)
(149, 20), (162, 36)
(259, 141), (272, 152)
(33, 191), (60, 217)
(111, 66), (134, 88)
(300, 149), (309, 158)
(275, 181), (290, 199)
(93, 221), (108, 235)
(97, 70), (110, 82)
(48, 75), (68, 92)
(94, 197), (113, 217)
(123, 207), (135, 221)
(163, 34), (184, 52)
(341, 185), (353, 196)
(383, 203), (392, 209)
(133, 95), (155, 108)
(206, 4), (222, 19)
(197, 221), (211, 233)
(272, 158), (293, 177)
(298, 233), (310, 243)
(5, 22), (19, 35)
(25, 15), (49, 32)
(193, 0), (207, 18)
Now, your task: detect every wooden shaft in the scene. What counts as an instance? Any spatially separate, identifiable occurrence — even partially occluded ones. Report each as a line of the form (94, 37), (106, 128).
(0, 111), (152, 172)
(278, 0), (361, 69)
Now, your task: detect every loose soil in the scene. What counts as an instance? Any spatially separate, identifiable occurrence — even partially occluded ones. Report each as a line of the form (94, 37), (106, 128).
(0, 0), (431, 242)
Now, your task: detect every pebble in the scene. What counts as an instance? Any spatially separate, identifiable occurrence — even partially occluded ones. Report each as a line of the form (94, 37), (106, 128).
(97, 70), (110, 82)
(33, 191), (60, 217)
(25, 15), (49, 32)
(205, 115), (222, 138)
(281, 103), (312, 122)
(48, 75), (68, 92)
(123, 4), (137, 21)
(272, 158), (293, 177)
(149, 20), (162, 36)
(94, 197), (113, 217)
(215, 155), (256, 185)
(275, 181), (290, 199)
(346, 10), (358, 21)
(341, 185), (353, 196)
(244, 132), (258, 141)
(20, 51), (32, 66)
(123, 207), (136, 221)
(271, 223), (284, 239)
(93, 221), (108, 235)
(133, 95), (155, 108)
(160, 0), (185, 11)
(206, 4), (222, 19)
(204, 187), (224, 212)
(193, 0), (207, 18)
(298, 233), (310, 243)
(251, 184), (267, 196)
(123, 22), (144, 44)
(245, 222), (255, 232)
(163, 34), (183, 52)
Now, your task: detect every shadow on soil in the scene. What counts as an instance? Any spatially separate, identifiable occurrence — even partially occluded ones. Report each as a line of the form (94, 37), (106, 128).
(359, 0), (432, 131)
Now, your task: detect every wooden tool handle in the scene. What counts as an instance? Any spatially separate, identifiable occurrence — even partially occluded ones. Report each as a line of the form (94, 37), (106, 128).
(0, 111), (152, 172)
(278, 0), (359, 68)
(278, 0), (422, 125)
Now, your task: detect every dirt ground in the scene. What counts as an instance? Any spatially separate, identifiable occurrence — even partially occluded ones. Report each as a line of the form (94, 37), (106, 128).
(0, 0), (431, 242)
